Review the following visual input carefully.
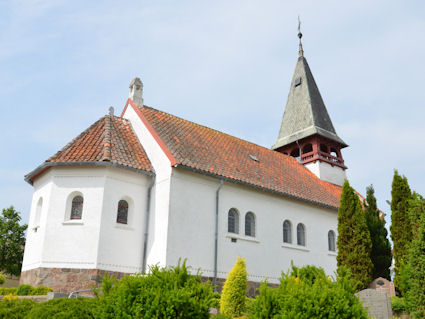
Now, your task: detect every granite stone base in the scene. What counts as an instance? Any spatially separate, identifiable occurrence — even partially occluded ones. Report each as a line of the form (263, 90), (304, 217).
(21, 268), (276, 297)
(20, 268), (129, 294)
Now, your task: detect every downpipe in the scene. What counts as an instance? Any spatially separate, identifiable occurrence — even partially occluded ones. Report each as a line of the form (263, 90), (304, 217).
(213, 178), (224, 292)
(142, 175), (156, 274)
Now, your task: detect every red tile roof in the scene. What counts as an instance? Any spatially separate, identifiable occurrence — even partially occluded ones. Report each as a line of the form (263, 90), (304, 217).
(132, 102), (342, 209)
(25, 115), (153, 184)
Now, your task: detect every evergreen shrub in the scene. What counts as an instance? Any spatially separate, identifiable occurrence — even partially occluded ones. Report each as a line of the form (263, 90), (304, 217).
(391, 296), (407, 313)
(26, 297), (98, 319)
(0, 288), (16, 295)
(0, 299), (36, 319)
(95, 260), (215, 319)
(249, 265), (368, 319)
(0, 274), (5, 285)
(220, 257), (248, 317)
(16, 285), (31, 296)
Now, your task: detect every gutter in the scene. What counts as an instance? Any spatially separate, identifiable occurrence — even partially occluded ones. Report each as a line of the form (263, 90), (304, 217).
(142, 175), (156, 273)
(213, 178), (224, 292)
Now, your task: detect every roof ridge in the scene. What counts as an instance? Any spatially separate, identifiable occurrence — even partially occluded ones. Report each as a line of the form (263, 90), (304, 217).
(140, 105), (285, 156)
(102, 115), (112, 161)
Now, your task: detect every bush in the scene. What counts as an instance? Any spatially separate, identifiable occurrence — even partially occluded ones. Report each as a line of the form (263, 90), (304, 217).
(95, 260), (215, 318)
(0, 274), (5, 285)
(26, 297), (98, 319)
(220, 257), (248, 317)
(391, 296), (407, 313)
(0, 288), (16, 295)
(28, 286), (52, 295)
(16, 285), (32, 296)
(0, 299), (36, 319)
(0, 285), (52, 296)
(249, 265), (368, 319)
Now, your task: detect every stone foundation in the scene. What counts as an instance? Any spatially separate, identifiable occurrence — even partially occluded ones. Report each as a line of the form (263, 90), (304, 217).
(20, 268), (129, 294)
(20, 268), (277, 297)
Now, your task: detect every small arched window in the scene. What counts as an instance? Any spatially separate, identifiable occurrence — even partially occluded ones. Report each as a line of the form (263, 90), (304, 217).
(70, 195), (83, 220)
(117, 200), (129, 224)
(283, 220), (292, 243)
(245, 212), (255, 237)
(328, 230), (336, 252)
(297, 223), (306, 246)
(34, 197), (43, 232)
(228, 208), (239, 234)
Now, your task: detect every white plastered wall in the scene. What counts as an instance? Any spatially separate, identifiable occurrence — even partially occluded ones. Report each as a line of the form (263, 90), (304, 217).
(167, 168), (338, 284)
(122, 104), (172, 267)
(304, 161), (346, 186)
(96, 168), (150, 273)
(22, 166), (151, 273)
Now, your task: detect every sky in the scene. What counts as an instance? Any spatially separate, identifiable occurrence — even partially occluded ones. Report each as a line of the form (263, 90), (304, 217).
(1, 0), (424, 230)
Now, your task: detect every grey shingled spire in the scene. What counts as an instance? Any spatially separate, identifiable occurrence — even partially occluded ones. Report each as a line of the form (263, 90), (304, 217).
(272, 55), (347, 149)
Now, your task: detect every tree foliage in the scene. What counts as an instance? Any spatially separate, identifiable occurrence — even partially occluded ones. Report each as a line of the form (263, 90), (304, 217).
(249, 265), (368, 319)
(96, 260), (215, 318)
(405, 197), (425, 318)
(0, 207), (27, 276)
(337, 180), (373, 290)
(220, 257), (247, 317)
(390, 170), (412, 292)
(363, 185), (392, 280)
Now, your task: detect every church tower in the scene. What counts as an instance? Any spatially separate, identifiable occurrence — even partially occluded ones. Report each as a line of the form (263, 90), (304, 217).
(272, 28), (347, 186)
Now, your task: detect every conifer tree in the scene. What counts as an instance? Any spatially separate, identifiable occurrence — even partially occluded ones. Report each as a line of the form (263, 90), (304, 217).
(220, 257), (247, 317)
(337, 180), (373, 291)
(390, 170), (412, 291)
(364, 185), (392, 280)
(406, 204), (425, 318)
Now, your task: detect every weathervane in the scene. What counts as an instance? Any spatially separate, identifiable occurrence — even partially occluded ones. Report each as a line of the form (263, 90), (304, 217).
(298, 16), (304, 57)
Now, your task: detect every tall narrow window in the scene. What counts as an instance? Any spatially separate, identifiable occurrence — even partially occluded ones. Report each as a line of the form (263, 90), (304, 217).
(117, 200), (129, 224)
(228, 208), (239, 234)
(34, 197), (43, 232)
(245, 212), (255, 237)
(283, 220), (292, 243)
(328, 230), (336, 252)
(297, 223), (306, 246)
(70, 195), (83, 219)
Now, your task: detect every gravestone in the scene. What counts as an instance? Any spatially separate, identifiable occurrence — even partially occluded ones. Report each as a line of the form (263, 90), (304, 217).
(356, 289), (392, 319)
(370, 277), (396, 297)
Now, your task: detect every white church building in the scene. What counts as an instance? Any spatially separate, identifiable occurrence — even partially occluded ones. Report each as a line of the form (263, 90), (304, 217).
(21, 36), (349, 294)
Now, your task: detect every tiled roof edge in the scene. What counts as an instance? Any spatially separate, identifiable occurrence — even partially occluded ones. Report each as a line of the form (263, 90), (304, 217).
(126, 99), (178, 166)
(175, 164), (339, 211)
(25, 161), (155, 185)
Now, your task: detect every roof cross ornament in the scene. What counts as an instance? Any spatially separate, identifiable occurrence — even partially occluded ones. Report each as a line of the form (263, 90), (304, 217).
(298, 16), (304, 57)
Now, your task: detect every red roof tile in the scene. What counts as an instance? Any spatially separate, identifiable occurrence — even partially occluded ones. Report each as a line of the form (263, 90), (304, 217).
(135, 104), (342, 209)
(26, 115), (153, 184)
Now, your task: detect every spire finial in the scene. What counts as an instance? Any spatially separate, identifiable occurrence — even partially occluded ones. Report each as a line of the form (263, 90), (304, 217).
(298, 16), (304, 57)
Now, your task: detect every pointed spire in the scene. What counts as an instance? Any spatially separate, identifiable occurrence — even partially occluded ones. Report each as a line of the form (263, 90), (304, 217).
(298, 16), (304, 57)
(272, 48), (346, 150)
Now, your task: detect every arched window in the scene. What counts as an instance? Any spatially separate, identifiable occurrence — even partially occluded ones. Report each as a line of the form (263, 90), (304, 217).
(302, 144), (313, 154)
(117, 200), (129, 224)
(297, 223), (306, 246)
(228, 208), (239, 234)
(70, 195), (83, 219)
(245, 212), (255, 237)
(283, 220), (292, 243)
(328, 230), (336, 252)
